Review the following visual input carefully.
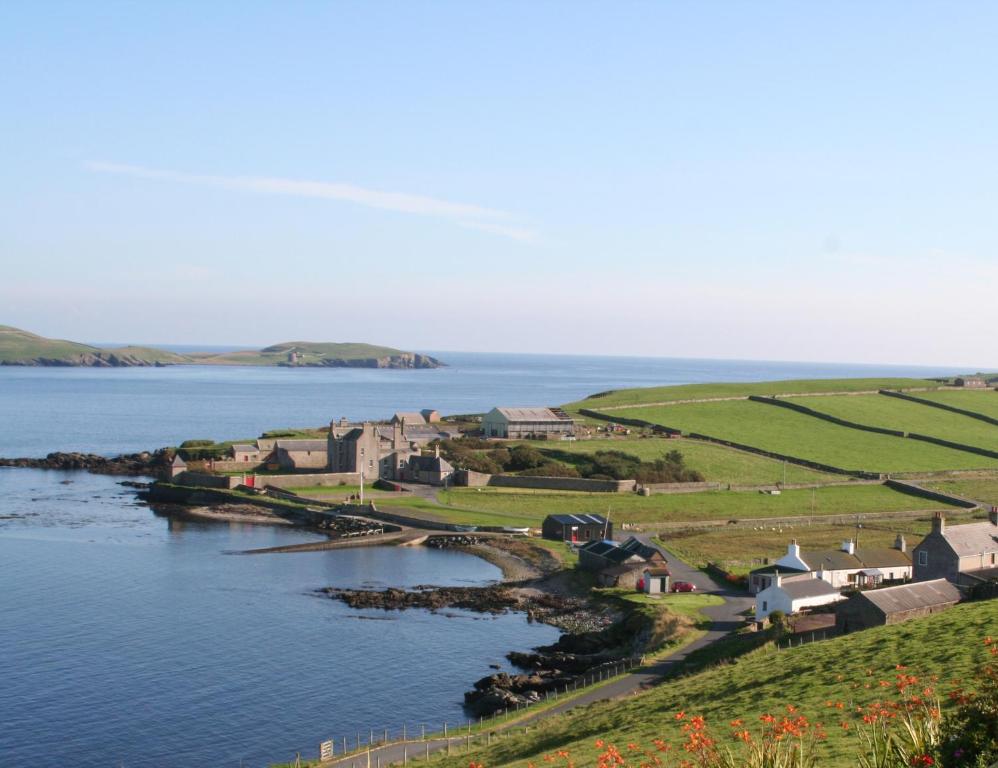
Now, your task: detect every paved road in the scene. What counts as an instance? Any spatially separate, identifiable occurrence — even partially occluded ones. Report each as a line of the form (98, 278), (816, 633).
(320, 540), (752, 768)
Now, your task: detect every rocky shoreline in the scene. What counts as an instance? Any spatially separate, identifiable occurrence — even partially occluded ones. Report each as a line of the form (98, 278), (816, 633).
(0, 450), (172, 476)
(318, 558), (628, 716)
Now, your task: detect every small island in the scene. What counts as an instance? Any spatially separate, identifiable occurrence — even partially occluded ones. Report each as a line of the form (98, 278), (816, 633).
(0, 325), (443, 368)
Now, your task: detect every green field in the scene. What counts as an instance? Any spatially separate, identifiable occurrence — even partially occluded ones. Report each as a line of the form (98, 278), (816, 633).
(427, 483), (961, 528)
(915, 388), (998, 420)
(784, 393), (998, 453)
(660, 515), (979, 572)
(565, 377), (939, 411)
(603, 400), (998, 473)
(922, 476), (998, 506)
(428, 600), (997, 768)
(521, 437), (836, 485)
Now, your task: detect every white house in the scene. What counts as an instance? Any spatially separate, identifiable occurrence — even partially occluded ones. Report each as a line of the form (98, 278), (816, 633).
(751, 538), (913, 593)
(755, 572), (844, 621)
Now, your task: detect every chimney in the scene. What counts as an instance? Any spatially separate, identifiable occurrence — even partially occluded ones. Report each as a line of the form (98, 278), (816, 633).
(841, 540), (855, 555)
(774, 572), (782, 588)
(990, 506), (998, 526)
(894, 534), (907, 553)
(787, 540), (801, 559)
(932, 512), (946, 535)
(393, 419), (403, 449)
(434, 444), (440, 459)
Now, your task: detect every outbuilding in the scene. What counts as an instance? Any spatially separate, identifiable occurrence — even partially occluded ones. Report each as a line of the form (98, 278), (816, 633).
(835, 579), (961, 633)
(643, 566), (672, 594)
(755, 573), (844, 621)
(481, 407), (575, 440)
(542, 513), (611, 543)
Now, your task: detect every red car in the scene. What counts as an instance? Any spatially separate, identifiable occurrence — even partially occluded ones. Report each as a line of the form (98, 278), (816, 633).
(671, 581), (697, 593)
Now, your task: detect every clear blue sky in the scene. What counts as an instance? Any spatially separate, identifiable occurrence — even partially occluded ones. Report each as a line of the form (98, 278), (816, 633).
(2, 2), (996, 366)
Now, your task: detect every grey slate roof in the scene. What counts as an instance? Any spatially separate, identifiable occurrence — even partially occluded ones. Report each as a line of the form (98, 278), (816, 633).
(857, 579), (961, 615)
(802, 547), (911, 571)
(275, 439), (328, 452)
(547, 514), (608, 526)
(494, 407), (568, 422)
(409, 455), (454, 473)
(393, 412), (426, 425)
(231, 444), (258, 453)
(940, 521), (998, 557)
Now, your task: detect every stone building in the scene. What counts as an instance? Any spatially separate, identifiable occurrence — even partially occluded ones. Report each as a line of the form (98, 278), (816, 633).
(230, 443), (261, 463)
(955, 376), (987, 388)
(834, 579), (961, 634)
(481, 407), (575, 439)
(275, 439), (328, 471)
(912, 511), (998, 585)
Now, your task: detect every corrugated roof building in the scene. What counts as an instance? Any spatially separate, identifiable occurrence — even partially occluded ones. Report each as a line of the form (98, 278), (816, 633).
(835, 579), (962, 633)
(482, 407), (575, 439)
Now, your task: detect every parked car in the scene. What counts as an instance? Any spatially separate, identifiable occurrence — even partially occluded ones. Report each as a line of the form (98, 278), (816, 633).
(671, 581), (697, 593)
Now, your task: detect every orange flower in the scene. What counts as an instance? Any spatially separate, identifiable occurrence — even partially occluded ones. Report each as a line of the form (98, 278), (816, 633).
(674, 711), (686, 721)
(594, 740), (605, 749)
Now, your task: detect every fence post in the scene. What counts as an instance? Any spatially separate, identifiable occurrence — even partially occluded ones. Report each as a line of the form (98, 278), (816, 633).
(444, 723), (448, 739)
(425, 743), (429, 761)
(343, 737), (347, 754)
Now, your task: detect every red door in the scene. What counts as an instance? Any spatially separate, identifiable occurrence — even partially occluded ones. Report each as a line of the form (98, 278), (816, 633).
(244, 474), (255, 488)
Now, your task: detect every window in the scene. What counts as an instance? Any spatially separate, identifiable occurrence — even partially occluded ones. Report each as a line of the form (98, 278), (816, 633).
(918, 551), (928, 566)
(762, 601), (768, 611)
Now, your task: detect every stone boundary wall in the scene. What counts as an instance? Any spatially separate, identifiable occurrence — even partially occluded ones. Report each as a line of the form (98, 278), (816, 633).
(685, 432), (879, 479)
(175, 471), (243, 489)
(879, 389), (998, 427)
(748, 395), (906, 437)
(259, 472), (360, 489)
(487, 474), (636, 493)
(453, 470), (636, 493)
(643, 481), (722, 494)
(904, 432), (998, 460)
(210, 460), (268, 472)
(884, 479), (980, 509)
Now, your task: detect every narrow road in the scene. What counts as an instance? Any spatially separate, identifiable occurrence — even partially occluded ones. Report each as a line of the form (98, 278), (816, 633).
(318, 541), (752, 768)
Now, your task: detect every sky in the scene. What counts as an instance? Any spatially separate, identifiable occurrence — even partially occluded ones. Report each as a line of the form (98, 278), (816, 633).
(2, 1), (997, 367)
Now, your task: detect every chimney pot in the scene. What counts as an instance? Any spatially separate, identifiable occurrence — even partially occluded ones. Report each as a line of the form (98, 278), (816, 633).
(932, 513), (946, 535)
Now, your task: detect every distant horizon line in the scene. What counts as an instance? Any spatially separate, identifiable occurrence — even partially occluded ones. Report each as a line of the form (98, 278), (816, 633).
(81, 341), (992, 374)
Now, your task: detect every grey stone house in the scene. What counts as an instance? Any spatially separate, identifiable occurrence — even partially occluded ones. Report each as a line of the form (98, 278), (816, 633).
(275, 439), (328, 471)
(912, 511), (998, 585)
(835, 579), (961, 633)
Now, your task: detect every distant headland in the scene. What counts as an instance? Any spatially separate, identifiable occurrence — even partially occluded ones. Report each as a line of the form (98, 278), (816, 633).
(0, 325), (444, 369)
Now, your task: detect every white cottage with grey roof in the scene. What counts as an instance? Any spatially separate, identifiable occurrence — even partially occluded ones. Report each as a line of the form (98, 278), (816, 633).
(481, 407), (574, 439)
(755, 572), (844, 621)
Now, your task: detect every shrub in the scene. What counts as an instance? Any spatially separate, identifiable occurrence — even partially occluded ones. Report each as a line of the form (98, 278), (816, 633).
(179, 439), (215, 448)
(507, 445), (547, 471)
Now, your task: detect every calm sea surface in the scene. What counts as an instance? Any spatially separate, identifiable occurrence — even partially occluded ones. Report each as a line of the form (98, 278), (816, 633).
(0, 353), (959, 766)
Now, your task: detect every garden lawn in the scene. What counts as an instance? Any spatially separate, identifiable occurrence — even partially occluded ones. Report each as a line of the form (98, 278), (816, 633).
(784, 393), (998, 453)
(915, 389), (998, 421)
(521, 437), (836, 485)
(564, 377), (939, 410)
(429, 600), (998, 768)
(603, 400), (998, 473)
(431, 483), (961, 528)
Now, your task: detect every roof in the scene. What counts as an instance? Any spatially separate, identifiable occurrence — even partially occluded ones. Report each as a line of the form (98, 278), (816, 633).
(644, 566), (672, 576)
(275, 439), (328, 452)
(546, 513), (609, 527)
(490, 407), (570, 423)
(578, 539), (641, 564)
(579, 540), (617, 556)
(853, 579), (961, 615)
(619, 537), (665, 561)
(231, 443), (258, 453)
(171, 455), (187, 467)
(409, 455), (454, 473)
(392, 412), (426, 425)
(801, 547), (911, 572)
(780, 578), (841, 599)
(750, 563), (809, 576)
(938, 521), (998, 557)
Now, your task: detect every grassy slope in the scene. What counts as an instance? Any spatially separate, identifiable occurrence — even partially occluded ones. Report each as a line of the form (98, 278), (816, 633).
(0, 325), (100, 362)
(524, 437), (836, 485)
(922, 477), (998, 506)
(605, 400), (998, 473)
(433, 600), (998, 768)
(427, 484), (961, 528)
(662, 513), (981, 572)
(916, 389), (998, 420)
(784, 393), (998, 453)
(566, 378), (939, 410)
(198, 341), (413, 365)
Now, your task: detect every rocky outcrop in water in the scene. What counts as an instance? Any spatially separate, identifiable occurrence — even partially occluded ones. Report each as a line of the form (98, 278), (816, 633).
(0, 450), (172, 476)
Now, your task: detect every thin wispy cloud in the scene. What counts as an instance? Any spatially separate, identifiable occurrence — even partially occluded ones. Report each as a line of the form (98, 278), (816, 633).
(86, 161), (535, 241)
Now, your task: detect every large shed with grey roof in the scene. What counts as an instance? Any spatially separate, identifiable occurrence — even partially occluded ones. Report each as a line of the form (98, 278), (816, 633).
(835, 579), (962, 633)
(482, 407), (575, 439)
(542, 513), (611, 543)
